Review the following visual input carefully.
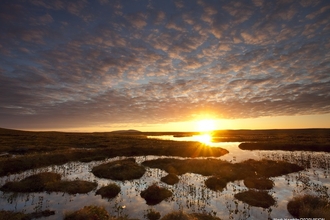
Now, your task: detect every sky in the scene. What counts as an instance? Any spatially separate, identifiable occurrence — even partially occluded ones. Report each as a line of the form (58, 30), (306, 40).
(0, 0), (330, 132)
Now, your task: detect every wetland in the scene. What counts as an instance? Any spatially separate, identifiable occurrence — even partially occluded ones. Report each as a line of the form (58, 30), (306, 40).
(0, 128), (329, 219)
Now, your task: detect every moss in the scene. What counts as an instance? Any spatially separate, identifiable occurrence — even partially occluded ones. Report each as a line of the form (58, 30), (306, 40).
(140, 183), (173, 205)
(96, 183), (121, 199)
(243, 177), (274, 190)
(161, 173), (179, 185)
(287, 194), (330, 219)
(234, 190), (275, 208)
(1, 172), (97, 194)
(92, 158), (146, 181)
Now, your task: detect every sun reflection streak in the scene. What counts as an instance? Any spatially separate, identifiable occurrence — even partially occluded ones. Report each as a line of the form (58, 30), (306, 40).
(193, 134), (212, 144)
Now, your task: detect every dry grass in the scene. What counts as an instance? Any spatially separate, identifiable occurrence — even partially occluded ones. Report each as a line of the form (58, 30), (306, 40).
(234, 190), (275, 208)
(1, 172), (97, 194)
(287, 194), (330, 219)
(92, 158), (146, 181)
(140, 183), (173, 205)
(96, 183), (121, 199)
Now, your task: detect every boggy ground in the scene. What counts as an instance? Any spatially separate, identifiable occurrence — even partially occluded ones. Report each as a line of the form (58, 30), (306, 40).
(142, 158), (303, 191)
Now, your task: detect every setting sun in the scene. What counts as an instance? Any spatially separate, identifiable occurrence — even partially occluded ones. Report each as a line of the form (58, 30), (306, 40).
(194, 134), (212, 144)
(196, 119), (216, 132)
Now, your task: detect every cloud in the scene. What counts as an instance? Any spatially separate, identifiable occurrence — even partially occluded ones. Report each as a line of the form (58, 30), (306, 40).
(125, 12), (147, 29)
(0, 0), (329, 130)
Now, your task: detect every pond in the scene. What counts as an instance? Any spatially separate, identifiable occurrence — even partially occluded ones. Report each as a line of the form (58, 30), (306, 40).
(0, 136), (329, 219)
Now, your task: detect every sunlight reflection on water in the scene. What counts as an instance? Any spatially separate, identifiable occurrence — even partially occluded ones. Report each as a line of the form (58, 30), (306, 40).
(0, 137), (329, 219)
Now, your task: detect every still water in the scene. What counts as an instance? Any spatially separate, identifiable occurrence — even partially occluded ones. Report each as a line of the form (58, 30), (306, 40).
(0, 136), (329, 219)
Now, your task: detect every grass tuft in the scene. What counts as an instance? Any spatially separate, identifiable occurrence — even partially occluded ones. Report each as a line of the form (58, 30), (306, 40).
(1, 172), (97, 194)
(140, 183), (173, 205)
(287, 194), (330, 219)
(243, 177), (274, 190)
(161, 173), (179, 185)
(64, 205), (110, 220)
(96, 183), (121, 199)
(92, 158), (146, 181)
(146, 209), (161, 220)
(234, 190), (275, 208)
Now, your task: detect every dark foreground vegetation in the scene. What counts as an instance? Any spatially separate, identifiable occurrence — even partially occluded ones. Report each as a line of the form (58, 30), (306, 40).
(1, 172), (97, 194)
(287, 194), (330, 219)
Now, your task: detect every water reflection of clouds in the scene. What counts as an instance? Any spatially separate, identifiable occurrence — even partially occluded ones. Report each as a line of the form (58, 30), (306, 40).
(0, 142), (329, 219)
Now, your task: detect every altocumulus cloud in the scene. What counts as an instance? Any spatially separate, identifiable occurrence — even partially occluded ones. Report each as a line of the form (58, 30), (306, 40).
(0, 0), (329, 129)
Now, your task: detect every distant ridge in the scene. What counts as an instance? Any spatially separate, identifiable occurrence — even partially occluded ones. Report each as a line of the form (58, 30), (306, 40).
(111, 129), (141, 133)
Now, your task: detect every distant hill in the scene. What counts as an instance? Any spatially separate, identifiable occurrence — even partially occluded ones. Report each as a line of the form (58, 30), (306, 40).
(111, 129), (141, 133)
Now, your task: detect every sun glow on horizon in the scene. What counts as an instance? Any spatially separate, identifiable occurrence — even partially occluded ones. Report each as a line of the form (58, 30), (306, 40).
(196, 119), (216, 132)
(194, 134), (212, 144)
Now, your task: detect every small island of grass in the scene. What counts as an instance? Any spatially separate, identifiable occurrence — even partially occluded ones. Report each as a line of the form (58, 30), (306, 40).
(92, 158), (146, 181)
(1, 172), (97, 194)
(96, 183), (121, 199)
(234, 190), (275, 208)
(140, 183), (173, 205)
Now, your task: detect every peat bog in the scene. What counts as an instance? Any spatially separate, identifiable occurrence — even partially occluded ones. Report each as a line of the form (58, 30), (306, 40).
(0, 128), (329, 219)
